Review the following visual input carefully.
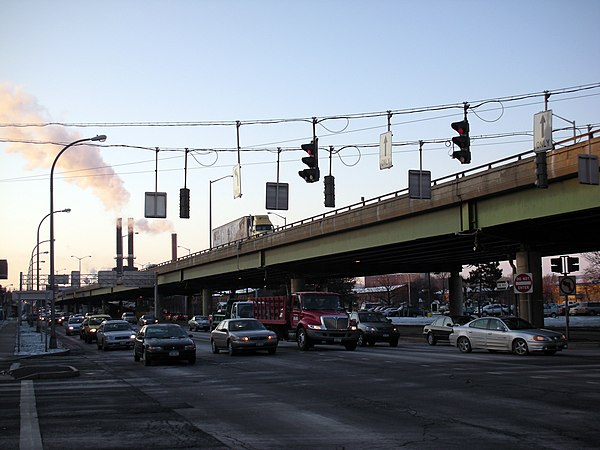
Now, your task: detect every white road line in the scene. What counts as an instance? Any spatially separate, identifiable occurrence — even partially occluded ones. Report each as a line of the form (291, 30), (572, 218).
(20, 380), (43, 450)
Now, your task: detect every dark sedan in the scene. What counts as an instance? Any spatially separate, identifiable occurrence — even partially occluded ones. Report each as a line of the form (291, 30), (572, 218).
(422, 315), (474, 345)
(134, 324), (196, 366)
(210, 318), (278, 355)
(138, 314), (159, 326)
(349, 311), (400, 347)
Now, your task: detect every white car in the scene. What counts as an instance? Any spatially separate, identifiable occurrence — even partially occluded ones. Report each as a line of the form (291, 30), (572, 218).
(96, 320), (136, 351)
(65, 316), (84, 336)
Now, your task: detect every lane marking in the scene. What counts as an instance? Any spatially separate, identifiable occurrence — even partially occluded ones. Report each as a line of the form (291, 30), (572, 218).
(20, 380), (43, 450)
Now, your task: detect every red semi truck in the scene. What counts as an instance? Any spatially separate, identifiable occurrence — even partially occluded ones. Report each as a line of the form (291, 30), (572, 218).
(212, 292), (359, 351)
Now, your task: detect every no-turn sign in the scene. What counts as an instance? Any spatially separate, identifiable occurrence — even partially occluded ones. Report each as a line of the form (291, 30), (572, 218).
(514, 273), (534, 294)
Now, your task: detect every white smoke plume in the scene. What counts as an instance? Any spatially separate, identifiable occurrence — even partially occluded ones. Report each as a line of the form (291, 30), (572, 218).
(0, 83), (130, 210)
(135, 218), (174, 234)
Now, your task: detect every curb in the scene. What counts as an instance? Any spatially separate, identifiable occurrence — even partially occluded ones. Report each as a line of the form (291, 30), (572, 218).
(7, 364), (79, 381)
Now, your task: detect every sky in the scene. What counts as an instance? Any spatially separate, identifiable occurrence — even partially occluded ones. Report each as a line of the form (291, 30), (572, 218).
(1, 0), (599, 291)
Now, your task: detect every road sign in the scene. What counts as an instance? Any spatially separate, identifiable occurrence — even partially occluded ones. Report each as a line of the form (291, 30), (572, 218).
(496, 280), (509, 290)
(559, 276), (577, 296)
(514, 273), (533, 294)
(379, 131), (393, 169)
(534, 110), (552, 152)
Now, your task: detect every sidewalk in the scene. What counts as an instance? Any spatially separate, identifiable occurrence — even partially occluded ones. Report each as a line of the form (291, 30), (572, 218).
(0, 318), (68, 363)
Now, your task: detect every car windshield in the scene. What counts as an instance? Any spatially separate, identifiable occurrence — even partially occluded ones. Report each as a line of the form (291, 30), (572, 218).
(89, 317), (107, 325)
(502, 317), (535, 330)
(105, 323), (132, 332)
(229, 320), (265, 331)
(146, 326), (187, 339)
(302, 294), (343, 311)
(358, 312), (388, 323)
(69, 317), (84, 324)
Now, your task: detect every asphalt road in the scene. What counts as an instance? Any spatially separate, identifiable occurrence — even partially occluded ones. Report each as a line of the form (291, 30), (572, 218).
(2, 326), (600, 449)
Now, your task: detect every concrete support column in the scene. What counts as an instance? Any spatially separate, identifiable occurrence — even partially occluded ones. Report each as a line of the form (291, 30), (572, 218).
(516, 249), (544, 327)
(185, 295), (193, 316)
(448, 270), (464, 316)
(202, 288), (212, 316)
(291, 278), (305, 294)
(153, 284), (162, 320)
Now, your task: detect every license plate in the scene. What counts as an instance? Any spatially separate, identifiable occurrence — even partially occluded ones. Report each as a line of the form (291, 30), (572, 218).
(334, 338), (341, 343)
(256, 342), (264, 346)
(383, 334), (389, 337)
(169, 351), (179, 357)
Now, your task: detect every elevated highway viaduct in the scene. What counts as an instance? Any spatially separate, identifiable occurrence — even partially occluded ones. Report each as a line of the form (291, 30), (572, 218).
(62, 132), (600, 327)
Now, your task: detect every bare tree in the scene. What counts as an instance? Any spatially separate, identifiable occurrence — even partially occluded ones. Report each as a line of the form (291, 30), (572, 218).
(583, 252), (600, 282)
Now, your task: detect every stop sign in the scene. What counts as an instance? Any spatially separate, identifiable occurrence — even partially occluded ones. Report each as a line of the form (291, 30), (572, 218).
(514, 273), (533, 294)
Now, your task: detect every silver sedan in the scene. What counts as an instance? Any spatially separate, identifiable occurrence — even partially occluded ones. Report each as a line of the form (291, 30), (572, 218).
(449, 316), (567, 356)
(210, 318), (278, 355)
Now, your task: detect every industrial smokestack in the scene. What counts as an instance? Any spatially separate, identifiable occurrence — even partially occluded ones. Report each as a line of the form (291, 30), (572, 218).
(127, 217), (135, 269)
(116, 218), (123, 274)
(171, 233), (177, 262)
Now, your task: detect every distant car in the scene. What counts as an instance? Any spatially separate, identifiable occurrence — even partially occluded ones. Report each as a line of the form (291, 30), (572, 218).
(138, 314), (159, 326)
(349, 311), (400, 347)
(422, 315), (473, 345)
(396, 306), (426, 317)
(96, 320), (136, 351)
(481, 304), (510, 316)
(210, 318), (278, 356)
(449, 316), (567, 356)
(121, 312), (137, 324)
(188, 315), (210, 331)
(80, 314), (112, 343)
(65, 316), (85, 336)
(134, 323), (196, 366)
(558, 302), (578, 316)
(569, 301), (600, 316)
(543, 304), (559, 318)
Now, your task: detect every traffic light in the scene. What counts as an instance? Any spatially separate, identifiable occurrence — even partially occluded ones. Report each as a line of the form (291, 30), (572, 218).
(324, 175), (335, 208)
(298, 138), (320, 183)
(567, 256), (579, 273)
(535, 151), (548, 188)
(451, 120), (471, 164)
(550, 257), (563, 273)
(179, 188), (190, 219)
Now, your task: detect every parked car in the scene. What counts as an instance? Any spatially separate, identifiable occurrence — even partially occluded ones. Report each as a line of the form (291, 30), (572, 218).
(210, 318), (278, 355)
(121, 312), (137, 324)
(65, 316), (84, 336)
(543, 304), (559, 318)
(569, 301), (600, 316)
(96, 320), (136, 351)
(349, 311), (400, 347)
(449, 316), (567, 356)
(80, 314), (112, 343)
(558, 302), (578, 316)
(188, 315), (210, 331)
(134, 323), (196, 366)
(397, 306), (426, 317)
(481, 304), (510, 316)
(422, 315), (473, 345)
(138, 314), (159, 326)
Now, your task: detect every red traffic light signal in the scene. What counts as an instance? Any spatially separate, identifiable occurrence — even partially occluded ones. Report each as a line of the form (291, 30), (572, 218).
(451, 120), (471, 164)
(298, 138), (320, 183)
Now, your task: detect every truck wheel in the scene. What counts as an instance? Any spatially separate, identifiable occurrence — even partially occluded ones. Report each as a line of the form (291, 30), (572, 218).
(297, 328), (312, 351)
(357, 332), (367, 347)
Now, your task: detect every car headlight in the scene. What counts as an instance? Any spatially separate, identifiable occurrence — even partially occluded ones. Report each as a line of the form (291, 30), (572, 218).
(350, 325), (357, 331)
(533, 335), (550, 342)
(184, 344), (196, 350)
(232, 335), (249, 342)
(130, 334), (136, 340)
(90, 329), (97, 333)
(307, 324), (322, 330)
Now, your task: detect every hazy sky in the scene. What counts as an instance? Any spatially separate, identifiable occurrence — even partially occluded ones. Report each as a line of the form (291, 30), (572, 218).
(1, 0), (599, 290)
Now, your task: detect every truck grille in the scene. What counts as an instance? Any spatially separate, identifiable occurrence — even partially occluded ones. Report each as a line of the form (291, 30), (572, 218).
(321, 316), (349, 330)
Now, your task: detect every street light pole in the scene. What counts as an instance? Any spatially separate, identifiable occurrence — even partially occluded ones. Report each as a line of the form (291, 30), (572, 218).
(37, 209), (70, 290)
(71, 255), (91, 273)
(177, 245), (191, 256)
(49, 135), (106, 349)
(209, 175), (233, 249)
(267, 211), (287, 227)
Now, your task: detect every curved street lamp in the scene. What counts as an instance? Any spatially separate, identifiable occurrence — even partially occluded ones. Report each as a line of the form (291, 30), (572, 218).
(49, 135), (106, 349)
(36, 209), (71, 290)
(177, 245), (191, 256)
(71, 255), (92, 273)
